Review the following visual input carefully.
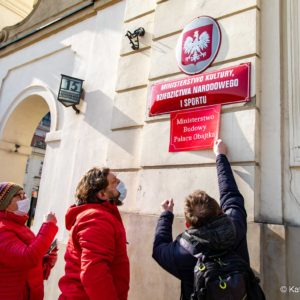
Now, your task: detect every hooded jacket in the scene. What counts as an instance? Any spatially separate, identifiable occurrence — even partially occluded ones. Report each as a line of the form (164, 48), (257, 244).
(0, 211), (58, 300)
(179, 214), (237, 256)
(58, 202), (130, 300)
(152, 154), (249, 300)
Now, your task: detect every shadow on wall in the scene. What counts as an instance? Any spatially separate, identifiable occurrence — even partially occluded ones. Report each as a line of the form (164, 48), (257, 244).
(152, 39), (174, 55)
(285, 225), (300, 300)
(215, 21), (229, 63)
(264, 224), (300, 300)
(234, 169), (254, 190)
(82, 89), (140, 155)
(122, 212), (182, 300)
(262, 224), (287, 300)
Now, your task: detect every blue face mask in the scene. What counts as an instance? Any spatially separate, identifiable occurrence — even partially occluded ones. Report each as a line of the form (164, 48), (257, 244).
(117, 181), (127, 202)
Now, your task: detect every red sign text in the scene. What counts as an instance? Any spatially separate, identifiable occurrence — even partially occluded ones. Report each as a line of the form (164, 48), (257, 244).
(169, 105), (221, 152)
(150, 63), (250, 116)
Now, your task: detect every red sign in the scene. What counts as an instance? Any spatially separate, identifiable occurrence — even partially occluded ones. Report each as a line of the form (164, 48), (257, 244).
(149, 63), (250, 116)
(176, 16), (221, 75)
(169, 105), (221, 152)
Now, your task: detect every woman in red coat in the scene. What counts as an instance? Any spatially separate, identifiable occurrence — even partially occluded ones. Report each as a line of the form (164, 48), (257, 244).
(59, 167), (130, 300)
(0, 182), (58, 300)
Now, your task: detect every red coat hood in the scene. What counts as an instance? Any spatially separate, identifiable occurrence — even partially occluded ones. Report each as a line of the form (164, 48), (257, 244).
(65, 202), (122, 230)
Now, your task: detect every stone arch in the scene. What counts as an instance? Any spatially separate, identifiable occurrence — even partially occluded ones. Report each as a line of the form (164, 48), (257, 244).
(0, 84), (58, 183)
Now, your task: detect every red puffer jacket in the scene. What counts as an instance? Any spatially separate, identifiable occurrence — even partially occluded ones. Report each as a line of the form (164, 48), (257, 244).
(0, 210), (58, 300)
(59, 202), (130, 300)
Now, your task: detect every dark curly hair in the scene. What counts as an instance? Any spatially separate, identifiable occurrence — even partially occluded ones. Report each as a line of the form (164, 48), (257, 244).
(184, 190), (222, 227)
(75, 167), (110, 205)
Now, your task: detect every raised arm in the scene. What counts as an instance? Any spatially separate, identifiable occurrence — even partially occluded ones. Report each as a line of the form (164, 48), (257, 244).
(214, 139), (249, 262)
(152, 199), (181, 279)
(0, 220), (58, 269)
(214, 139), (245, 210)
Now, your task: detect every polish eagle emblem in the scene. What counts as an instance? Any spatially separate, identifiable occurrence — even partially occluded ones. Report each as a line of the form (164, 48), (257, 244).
(176, 18), (220, 74)
(183, 30), (211, 63)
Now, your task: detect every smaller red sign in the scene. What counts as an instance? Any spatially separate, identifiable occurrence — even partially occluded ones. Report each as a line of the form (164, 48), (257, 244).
(169, 105), (221, 152)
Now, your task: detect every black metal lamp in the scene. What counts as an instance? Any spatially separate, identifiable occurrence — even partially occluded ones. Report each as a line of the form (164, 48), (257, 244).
(57, 74), (84, 114)
(125, 27), (145, 50)
(14, 144), (20, 153)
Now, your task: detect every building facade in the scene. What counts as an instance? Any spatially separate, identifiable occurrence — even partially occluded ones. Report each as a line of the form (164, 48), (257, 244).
(0, 0), (299, 299)
(0, 0), (35, 30)
(22, 113), (50, 227)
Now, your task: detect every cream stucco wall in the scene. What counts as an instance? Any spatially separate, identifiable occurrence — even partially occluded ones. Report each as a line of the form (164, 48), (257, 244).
(113, 1), (262, 299)
(114, 0), (300, 299)
(0, 0), (35, 30)
(114, 1), (260, 214)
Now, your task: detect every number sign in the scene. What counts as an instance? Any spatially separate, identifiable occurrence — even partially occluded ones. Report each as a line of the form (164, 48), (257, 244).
(58, 75), (84, 107)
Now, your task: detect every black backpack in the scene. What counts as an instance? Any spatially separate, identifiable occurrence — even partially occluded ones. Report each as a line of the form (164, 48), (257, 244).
(179, 233), (266, 300)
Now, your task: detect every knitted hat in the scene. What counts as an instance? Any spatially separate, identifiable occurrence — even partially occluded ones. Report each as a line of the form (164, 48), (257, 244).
(0, 182), (23, 210)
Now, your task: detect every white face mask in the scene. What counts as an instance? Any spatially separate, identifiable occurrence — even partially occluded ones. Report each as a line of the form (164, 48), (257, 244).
(117, 181), (127, 202)
(16, 198), (31, 214)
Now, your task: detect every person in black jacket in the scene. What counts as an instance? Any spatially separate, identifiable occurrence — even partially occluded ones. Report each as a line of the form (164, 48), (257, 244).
(152, 139), (249, 300)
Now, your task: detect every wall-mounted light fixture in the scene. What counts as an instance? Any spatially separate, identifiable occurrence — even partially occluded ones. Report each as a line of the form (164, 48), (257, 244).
(125, 27), (145, 50)
(14, 144), (20, 153)
(57, 74), (84, 114)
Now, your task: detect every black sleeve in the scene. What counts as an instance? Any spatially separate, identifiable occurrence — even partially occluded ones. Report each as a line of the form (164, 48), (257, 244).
(216, 154), (248, 252)
(152, 211), (181, 279)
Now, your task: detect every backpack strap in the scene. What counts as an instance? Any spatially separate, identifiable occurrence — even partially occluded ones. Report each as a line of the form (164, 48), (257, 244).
(177, 232), (227, 259)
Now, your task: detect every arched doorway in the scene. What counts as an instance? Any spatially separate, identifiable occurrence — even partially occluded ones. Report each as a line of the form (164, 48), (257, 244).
(0, 86), (58, 226)
(0, 94), (50, 182)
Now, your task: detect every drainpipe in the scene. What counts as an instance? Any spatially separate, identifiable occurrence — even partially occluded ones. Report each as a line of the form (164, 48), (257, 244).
(0, 0), (95, 50)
